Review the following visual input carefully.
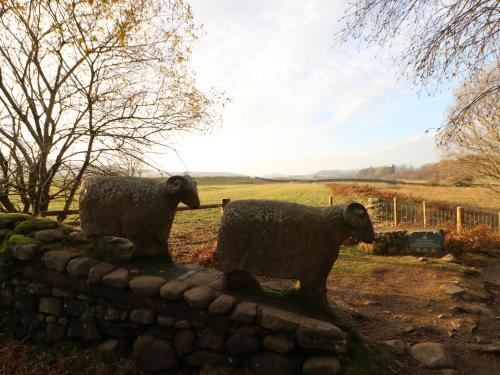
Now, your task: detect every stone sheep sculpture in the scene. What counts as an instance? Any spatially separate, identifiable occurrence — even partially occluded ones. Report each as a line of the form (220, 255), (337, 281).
(215, 200), (374, 313)
(79, 175), (200, 261)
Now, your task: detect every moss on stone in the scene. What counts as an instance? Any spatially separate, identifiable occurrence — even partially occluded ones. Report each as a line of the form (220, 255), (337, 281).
(0, 213), (31, 230)
(0, 229), (12, 243)
(13, 218), (59, 235)
(93, 244), (134, 263)
(8, 234), (40, 247)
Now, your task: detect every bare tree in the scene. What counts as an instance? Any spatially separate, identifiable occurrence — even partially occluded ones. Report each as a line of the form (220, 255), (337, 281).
(339, 0), (500, 139)
(0, 0), (222, 215)
(438, 66), (500, 192)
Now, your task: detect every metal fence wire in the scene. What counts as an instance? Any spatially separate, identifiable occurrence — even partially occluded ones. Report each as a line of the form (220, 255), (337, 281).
(367, 198), (499, 231)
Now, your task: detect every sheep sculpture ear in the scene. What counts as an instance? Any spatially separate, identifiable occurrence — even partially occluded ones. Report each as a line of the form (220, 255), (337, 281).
(165, 176), (186, 194)
(343, 201), (370, 229)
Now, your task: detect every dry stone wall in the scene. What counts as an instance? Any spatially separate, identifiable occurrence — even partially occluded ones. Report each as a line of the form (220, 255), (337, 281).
(0, 214), (353, 374)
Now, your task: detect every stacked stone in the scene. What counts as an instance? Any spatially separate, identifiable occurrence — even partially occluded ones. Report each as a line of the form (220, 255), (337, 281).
(0, 216), (349, 375)
(358, 230), (410, 255)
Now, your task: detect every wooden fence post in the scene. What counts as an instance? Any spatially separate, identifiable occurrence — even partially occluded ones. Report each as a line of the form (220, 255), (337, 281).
(221, 198), (231, 213)
(422, 201), (427, 228)
(393, 197), (398, 227)
(328, 196), (333, 206)
(457, 206), (463, 232)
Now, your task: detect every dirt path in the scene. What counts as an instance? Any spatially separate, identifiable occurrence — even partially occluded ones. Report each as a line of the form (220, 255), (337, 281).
(328, 256), (500, 374)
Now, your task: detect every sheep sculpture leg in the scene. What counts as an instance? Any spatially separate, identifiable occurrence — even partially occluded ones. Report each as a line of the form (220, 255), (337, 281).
(298, 271), (331, 312)
(223, 270), (262, 292)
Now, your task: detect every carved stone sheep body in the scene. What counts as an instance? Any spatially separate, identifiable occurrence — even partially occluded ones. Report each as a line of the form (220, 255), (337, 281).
(215, 199), (374, 312)
(79, 175), (199, 261)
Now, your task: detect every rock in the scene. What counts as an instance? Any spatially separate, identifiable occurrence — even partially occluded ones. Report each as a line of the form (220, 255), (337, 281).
(175, 320), (191, 330)
(451, 303), (494, 316)
(231, 302), (258, 322)
(468, 344), (500, 354)
(208, 294), (236, 314)
(102, 236), (136, 260)
(183, 350), (227, 367)
(14, 295), (38, 312)
(296, 319), (346, 351)
(39, 297), (62, 316)
(249, 353), (301, 375)
(263, 334), (295, 353)
(129, 269), (142, 276)
(52, 288), (73, 298)
(133, 335), (176, 371)
(129, 276), (166, 297)
(88, 262), (115, 284)
(303, 356), (341, 375)
(129, 309), (155, 325)
(63, 300), (87, 317)
(47, 324), (66, 342)
(177, 269), (197, 281)
(440, 254), (458, 263)
(440, 284), (465, 297)
(482, 264), (500, 287)
(67, 257), (99, 278)
(419, 257), (430, 262)
(175, 330), (195, 356)
(160, 280), (190, 300)
(196, 328), (225, 351)
(11, 243), (38, 261)
(158, 316), (175, 327)
(44, 250), (82, 272)
(260, 307), (301, 331)
(184, 286), (216, 309)
(410, 342), (454, 369)
(97, 339), (125, 358)
(66, 321), (82, 339)
(102, 268), (129, 290)
(34, 229), (65, 243)
(104, 307), (127, 322)
(226, 334), (260, 354)
(68, 231), (88, 243)
(0, 287), (13, 307)
(82, 321), (101, 342)
(404, 326), (416, 333)
(385, 339), (406, 355)
(184, 269), (224, 287)
(25, 284), (49, 297)
(475, 335), (492, 344)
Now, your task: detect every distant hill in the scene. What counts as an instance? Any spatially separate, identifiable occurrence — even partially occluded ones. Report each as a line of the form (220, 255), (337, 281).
(256, 161), (467, 184)
(147, 171), (247, 178)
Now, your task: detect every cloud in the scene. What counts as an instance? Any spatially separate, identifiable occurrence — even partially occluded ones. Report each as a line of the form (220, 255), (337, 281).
(149, 0), (450, 175)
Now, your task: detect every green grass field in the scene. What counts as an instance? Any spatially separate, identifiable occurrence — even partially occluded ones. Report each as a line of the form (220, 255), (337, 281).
(171, 180), (332, 236)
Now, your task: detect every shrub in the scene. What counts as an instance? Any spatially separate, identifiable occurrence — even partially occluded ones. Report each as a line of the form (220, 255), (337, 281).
(184, 242), (217, 266)
(438, 223), (500, 254)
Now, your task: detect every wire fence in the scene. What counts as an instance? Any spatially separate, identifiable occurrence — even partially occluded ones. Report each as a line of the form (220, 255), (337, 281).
(368, 198), (499, 231)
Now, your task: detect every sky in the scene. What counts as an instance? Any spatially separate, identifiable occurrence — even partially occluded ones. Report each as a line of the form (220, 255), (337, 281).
(155, 0), (455, 176)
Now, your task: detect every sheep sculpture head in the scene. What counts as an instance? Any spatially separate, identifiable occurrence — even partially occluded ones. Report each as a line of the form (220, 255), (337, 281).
(343, 201), (375, 244)
(215, 199), (374, 315)
(79, 174), (200, 261)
